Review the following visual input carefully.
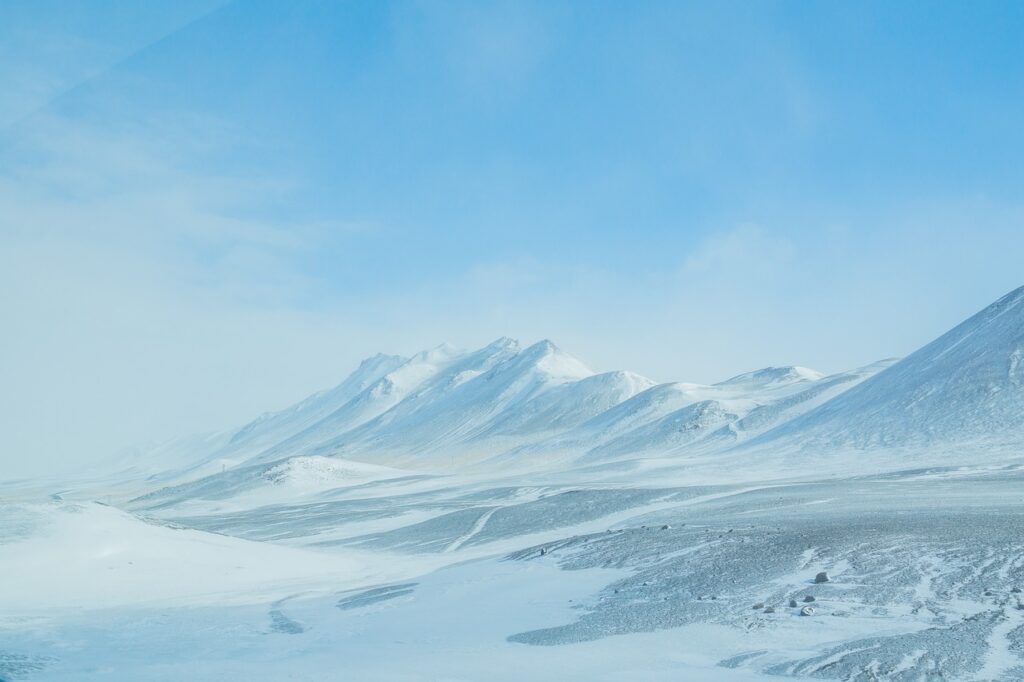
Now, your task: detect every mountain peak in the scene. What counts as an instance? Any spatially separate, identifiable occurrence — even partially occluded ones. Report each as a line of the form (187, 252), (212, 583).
(524, 338), (558, 356)
(717, 365), (824, 387)
(483, 336), (521, 353)
(412, 342), (462, 365)
(517, 339), (592, 380)
(357, 352), (407, 372)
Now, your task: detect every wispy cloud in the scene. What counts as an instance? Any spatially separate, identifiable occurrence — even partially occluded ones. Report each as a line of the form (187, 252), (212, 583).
(681, 224), (796, 279)
(0, 1), (230, 130)
(0, 86), (373, 478)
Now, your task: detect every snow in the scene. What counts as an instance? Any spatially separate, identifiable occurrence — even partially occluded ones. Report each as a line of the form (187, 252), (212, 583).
(716, 365), (825, 387)
(6, 287), (1024, 680)
(111, 334), (906, 482)
(753, 285), (1024, 452)
(261, 455), (404, 489)
(0, 501), (411, 613)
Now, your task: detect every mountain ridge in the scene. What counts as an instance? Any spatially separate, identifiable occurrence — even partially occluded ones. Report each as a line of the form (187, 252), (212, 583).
(125, 286), (1024, 495)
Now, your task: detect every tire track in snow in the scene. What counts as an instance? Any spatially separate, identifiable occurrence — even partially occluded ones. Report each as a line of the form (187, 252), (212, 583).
(444, 507), (499, 553)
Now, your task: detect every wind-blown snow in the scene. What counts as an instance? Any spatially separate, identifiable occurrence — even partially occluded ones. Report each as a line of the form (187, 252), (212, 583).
(0, 501), (409, 613)
(6, 287), (1024, 681)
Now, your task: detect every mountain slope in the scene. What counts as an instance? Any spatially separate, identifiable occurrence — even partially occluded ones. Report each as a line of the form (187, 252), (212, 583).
(577, 361), (893, 462)
(302, 339), (598, 462)
(245, 342), (475, 464)
(482, 370), (656, 437)
(753, 285), (1024, 451)
(224, 352), (409, 455)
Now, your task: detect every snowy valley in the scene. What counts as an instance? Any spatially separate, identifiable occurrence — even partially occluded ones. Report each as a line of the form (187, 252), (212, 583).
(3, 286), (1024, 681)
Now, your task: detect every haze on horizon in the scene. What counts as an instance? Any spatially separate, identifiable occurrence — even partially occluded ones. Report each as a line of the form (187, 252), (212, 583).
(2, 0), (1023, 477)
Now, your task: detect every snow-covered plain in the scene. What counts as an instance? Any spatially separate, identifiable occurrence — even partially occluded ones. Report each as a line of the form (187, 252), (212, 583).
(3, 286), (1024, 681)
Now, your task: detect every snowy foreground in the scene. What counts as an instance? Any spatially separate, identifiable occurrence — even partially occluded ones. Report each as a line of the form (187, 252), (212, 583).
(3, 287), (1024, 680)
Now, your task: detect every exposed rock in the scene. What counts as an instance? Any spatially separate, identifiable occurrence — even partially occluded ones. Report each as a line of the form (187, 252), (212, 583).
(789, 599), (799, 608)
(803, 595), (816, 603)
(814, 571), (830, 583)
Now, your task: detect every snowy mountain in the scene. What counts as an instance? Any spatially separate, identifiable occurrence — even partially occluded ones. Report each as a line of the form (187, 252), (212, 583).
(471, 358), (888, 470)
(226, 352), (409, 455)
(120, 285), (1024, 493)
(11, 287), (1024, 682)
(235, 338), (603, 467)
(754, 285), (1024, 452)
(145, 339), (869, 479)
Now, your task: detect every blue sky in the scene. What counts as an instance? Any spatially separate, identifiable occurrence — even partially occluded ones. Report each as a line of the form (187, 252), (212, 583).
(2, 0), (1023, 475)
